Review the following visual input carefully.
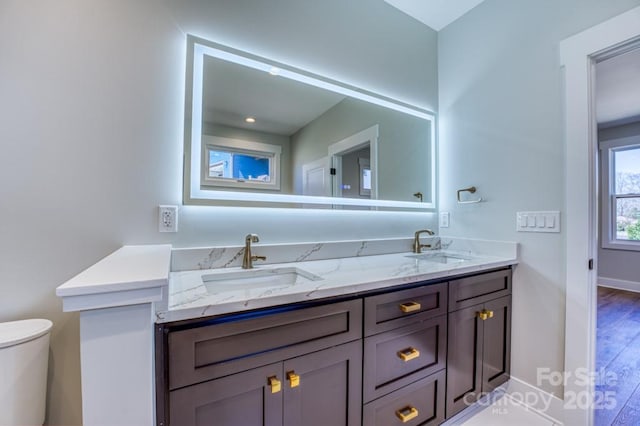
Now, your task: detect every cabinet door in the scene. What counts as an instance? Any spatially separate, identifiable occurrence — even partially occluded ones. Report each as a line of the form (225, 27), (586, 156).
(446, 304), (483, 418)
(482, 295), (512, 393)
(169, 363), (283, 426)
(283, 341), (362, 426)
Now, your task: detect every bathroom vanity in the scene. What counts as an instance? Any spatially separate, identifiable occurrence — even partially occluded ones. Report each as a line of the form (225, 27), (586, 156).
(56, 237), (516, 425)
(156, 265), (511, 426)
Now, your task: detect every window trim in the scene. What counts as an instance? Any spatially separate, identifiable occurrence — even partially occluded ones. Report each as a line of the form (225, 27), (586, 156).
(201, 135), (281, 191)
(600, 138), (640, 251)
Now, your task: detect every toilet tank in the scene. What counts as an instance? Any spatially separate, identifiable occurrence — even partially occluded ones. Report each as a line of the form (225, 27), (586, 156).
(0, 319), (53, 426)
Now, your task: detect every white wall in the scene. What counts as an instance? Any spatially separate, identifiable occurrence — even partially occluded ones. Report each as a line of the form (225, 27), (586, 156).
(0, 1), (438, 424)
(438, 0), (640, 397)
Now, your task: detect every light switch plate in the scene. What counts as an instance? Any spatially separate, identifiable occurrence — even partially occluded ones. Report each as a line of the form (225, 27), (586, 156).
(517, 211), (560, 233)
(439, 212), (450, 228)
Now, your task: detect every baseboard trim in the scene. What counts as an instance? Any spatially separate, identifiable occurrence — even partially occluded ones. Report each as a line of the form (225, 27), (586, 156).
(441, 378), (564, 425)
(598, 277), (640, 293)
(440, 383), (510, 425)
(506, 376), (564, 424)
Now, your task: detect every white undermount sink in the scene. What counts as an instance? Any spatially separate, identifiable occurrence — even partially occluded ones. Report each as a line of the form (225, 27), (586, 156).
(202, 266), (323, 293)
(405, 252), (471, 264)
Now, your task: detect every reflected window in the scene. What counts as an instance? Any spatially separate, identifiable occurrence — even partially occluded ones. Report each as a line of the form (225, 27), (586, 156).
(359, 157), (371, 197)
(202, 136), (281, 191)
(208, 150), (271, 182)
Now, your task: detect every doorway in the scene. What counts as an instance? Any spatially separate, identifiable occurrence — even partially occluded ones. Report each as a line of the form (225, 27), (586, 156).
(561, 6), (640, 425)
(328, 124), (379, 201)
(593, 44), (640, 426)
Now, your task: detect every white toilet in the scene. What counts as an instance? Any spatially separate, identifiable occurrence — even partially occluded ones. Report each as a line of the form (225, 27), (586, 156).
(0, 319), (53, 426)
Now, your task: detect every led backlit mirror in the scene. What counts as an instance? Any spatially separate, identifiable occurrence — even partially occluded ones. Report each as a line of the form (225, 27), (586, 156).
(183, 35), (436, 209)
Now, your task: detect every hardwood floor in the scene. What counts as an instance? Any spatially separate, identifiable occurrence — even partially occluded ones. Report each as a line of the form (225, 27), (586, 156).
(596, 286), (640, 425)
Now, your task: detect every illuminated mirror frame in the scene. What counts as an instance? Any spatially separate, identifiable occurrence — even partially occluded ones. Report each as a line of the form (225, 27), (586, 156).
(183, 35), (437, 209)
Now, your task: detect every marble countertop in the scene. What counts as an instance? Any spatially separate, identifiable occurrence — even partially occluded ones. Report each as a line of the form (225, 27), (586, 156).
(54, 238), (517, 320)
(161, 249), (517, 323)
(56, 245), (172, 312)
(56, 245), (172, 297)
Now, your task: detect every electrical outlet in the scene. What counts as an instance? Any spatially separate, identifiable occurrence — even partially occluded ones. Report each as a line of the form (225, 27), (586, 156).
(439, 212), (450, 228)
(159, 205), (178, 232)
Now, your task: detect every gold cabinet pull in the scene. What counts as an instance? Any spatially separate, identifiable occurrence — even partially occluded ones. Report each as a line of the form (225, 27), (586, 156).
(399, 301), (421, 313)
(268, 376), (281, 394)
(397, 347), (420, 362)
(477, 309), (494, 321)
(396, 406), (419, 423)
(287, 371), (300, 388)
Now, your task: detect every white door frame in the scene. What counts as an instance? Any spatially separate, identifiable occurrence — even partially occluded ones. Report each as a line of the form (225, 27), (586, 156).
(560, 6), (640, 425)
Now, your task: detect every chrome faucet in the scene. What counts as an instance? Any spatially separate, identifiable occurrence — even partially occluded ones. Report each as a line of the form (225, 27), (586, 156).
(413, 229), (435, 253)
(242, 234), (267, 269)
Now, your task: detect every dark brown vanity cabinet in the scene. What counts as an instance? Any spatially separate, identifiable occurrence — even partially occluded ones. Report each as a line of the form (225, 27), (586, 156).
(157, 267), (513, 426)
(157, 300), (363, 426)
(169, 341), (362, 426)
(445, 269), (512, 418)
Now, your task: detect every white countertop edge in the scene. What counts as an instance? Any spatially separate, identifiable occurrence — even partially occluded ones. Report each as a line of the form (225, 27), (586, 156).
(56, 245), (171, 297)
(157, 259), (517, 323)
(62, 286), (166, 312)
(57, 277), (169, 297)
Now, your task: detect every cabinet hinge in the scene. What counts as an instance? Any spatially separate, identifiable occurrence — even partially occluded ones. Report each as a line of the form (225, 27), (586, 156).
(588, 259), (594, 270)
(330, 168), (336, 175)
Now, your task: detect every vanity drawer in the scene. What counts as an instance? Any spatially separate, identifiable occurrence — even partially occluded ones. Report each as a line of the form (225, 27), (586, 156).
(363, 315), (446, 402)
(167, 299), (362, 390)
(363, 370), (445, 426)
(449, 268), (511, 312)
(364, 282), (447, 336)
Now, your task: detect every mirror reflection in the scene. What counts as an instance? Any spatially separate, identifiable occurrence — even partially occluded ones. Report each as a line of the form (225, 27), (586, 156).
(184, 35), (435, 209)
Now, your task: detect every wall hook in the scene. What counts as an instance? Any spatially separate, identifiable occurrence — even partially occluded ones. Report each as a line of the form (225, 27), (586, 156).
(457, 186), (483, 204)
(413, 192), (423, 202)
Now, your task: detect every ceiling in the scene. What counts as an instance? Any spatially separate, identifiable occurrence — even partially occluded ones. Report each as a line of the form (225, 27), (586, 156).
(203, 55), (345, 136)
(384, 0), (486, 31)
(596, 47), (640, 127)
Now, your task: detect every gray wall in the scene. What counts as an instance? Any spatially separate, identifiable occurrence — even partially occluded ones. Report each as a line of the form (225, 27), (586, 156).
(292, 98), (433, 203)
(0, 1), (438, 424)
(438, 0), (640, 397)
(598, 121), (640, 287)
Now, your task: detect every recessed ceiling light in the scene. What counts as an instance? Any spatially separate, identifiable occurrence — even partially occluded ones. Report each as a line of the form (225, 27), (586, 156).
(245, 117), (256, 123)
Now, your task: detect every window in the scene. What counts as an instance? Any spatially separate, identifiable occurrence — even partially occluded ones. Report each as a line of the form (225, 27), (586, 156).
(601, 139), (640, 250)
(202, 136), (281, 191)
(359, 157), (371, 197)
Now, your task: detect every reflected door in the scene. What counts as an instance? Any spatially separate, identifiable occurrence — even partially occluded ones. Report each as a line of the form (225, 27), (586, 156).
(302, 157), (331, 197)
